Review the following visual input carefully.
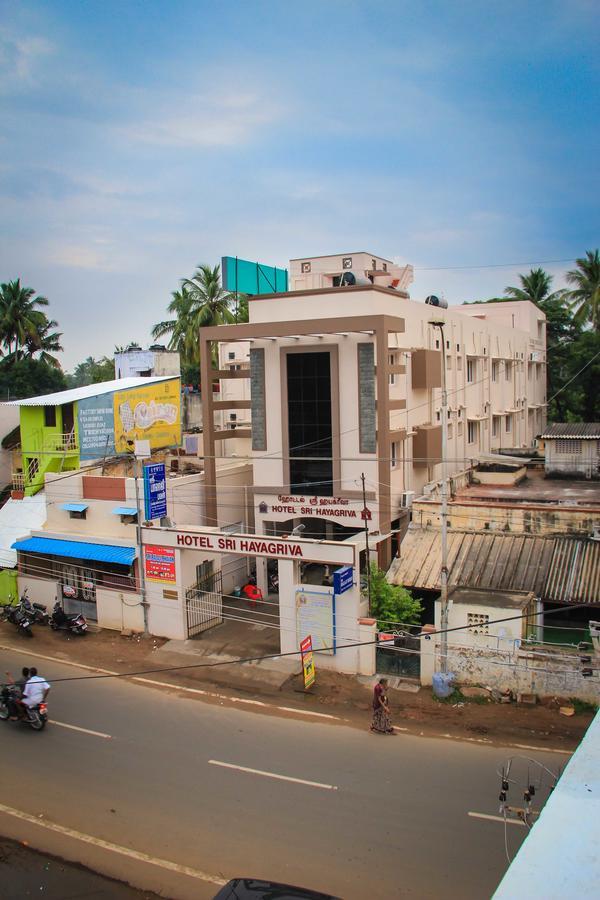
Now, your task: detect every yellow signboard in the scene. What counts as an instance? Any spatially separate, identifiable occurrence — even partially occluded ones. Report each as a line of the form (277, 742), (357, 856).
(300, 635), (316, 689)
(113, 379), (181, 454)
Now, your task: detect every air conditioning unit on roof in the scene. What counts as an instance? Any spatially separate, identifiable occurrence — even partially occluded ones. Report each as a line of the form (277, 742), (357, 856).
(400, 491), (415, 509)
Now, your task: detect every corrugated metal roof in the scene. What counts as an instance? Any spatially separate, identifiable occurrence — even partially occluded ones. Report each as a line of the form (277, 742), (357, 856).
(12, 537), (136, 566)
(390, 528), (600, 605)
(542, 539), (600, 604)
(0, 376), (179, 407)
(540, 423), (600, 439)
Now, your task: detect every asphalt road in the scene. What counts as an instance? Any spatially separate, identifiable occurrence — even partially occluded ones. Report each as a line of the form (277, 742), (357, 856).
(0, 647), (565, 900)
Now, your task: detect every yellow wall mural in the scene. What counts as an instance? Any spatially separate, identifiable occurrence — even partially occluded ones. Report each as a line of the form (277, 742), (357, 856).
(113, 378), (181, 453)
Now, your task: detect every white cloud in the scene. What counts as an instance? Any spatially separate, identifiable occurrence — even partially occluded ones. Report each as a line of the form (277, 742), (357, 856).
(120, 88), (281, 148)
(0, 28), (54, 88)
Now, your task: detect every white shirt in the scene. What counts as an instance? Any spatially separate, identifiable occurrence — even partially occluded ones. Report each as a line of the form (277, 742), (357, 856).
(22, 675), (50, 708)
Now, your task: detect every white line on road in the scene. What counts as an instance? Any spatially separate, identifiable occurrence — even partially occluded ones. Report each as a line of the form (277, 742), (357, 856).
(51, 720), (112, 740)
(209, 759), (338, 791)
(0, 801), (226, 886)
(468, 812), (526, 827)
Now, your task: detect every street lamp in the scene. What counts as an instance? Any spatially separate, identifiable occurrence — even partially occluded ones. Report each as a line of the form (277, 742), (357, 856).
(429, 320), (449, 674)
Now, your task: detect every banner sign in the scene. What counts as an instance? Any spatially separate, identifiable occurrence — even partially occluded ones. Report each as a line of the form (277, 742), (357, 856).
(296, 589), (335, 655)
(333, 566), (353, 595)
(144, 545), (176, 583)
(221, 256), (288, 295)
(78, 395), (116, 461)
(114, 379), (181, 455)
(300, 635), (316, 689)
(143, 462), (167, 520)
(258, 494), (367, 522)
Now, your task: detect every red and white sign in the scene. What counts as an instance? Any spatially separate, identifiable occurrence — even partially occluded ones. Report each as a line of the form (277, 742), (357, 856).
(144, 544), (176, 583)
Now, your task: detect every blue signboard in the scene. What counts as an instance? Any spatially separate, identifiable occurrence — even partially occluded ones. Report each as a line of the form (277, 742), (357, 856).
(143, 462), (167, 521)
(333, 566), (353, 595)
(78, 394), (116, 461)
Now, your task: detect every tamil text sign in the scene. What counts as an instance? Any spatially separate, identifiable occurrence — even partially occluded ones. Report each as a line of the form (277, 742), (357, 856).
(144, 545), (176, 583)
(143, 462), (167, 520)
(333, 565), (353, 595)
(300, 635), (316, 689)
(257, 494), (373, 522)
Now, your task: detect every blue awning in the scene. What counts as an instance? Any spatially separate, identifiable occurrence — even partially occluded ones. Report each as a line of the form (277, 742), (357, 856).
(61, 503), (88, 513)
(112, 506), (138, 516)
(11, 537), (136, 566)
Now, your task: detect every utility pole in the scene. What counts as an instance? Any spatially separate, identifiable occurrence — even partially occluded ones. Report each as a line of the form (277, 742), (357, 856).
(361, 472), (372, 612)
(429, 322), (449, 673)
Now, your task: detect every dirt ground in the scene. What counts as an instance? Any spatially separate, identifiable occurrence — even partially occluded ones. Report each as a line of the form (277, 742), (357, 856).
(0, 622), (595, 752)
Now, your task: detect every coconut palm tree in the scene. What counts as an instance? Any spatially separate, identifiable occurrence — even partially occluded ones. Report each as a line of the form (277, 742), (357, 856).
(566, 250), (600, 332)
(504, 268), (566, 306)
(152, 287), (199, 362)
(25, 312), (64, 368)
(0, 279), (50, 357)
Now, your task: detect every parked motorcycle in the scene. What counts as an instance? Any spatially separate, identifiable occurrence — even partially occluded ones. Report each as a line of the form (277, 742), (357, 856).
(0, 684), (48, 730)
(20, 589), (50, 626)
(50, 601), (88, 636)
(1, 599), (35, 637)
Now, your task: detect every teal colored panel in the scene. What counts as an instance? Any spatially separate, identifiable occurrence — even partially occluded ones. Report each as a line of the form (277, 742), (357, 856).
(221, 256), (288, 295)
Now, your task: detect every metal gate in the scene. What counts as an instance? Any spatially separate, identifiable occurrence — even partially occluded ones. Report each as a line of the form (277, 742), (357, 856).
(185, 570), (223, 637)
(376, 628), (421, 680)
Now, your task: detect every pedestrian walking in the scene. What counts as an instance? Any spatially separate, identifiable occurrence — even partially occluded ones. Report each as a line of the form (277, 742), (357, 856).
(370, 677), (395, 734)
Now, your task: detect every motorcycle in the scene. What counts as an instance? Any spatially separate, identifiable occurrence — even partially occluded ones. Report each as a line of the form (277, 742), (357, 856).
(1, 599), (35, 637)
(50, 601), (88, 636)
(20, 589), (50, 626)
(0, 684), (48, 730)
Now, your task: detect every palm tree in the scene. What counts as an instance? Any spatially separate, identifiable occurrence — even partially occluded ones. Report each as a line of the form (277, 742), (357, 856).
(0, 279), (50, 358)
(153, 265), (240, 368)
(565, 250), (600, 332)
(25, 312), (64, 368)
(504, 268), (565, 306)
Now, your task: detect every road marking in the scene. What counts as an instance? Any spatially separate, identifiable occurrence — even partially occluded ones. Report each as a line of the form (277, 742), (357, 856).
(468, 811), (526, 827)
(209, 759), (338, 791)
(51, 720), (112, 740)
(0, 801), (225, 887)
(0, 643), (118, 676)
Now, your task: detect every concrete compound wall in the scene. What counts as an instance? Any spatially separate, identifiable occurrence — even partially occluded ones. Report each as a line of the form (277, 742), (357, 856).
(412, 498), (600, 535)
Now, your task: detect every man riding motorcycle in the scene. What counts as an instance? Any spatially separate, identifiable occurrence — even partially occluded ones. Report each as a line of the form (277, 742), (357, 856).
(21, 667), (50, 719)
(4, 666), (30, 719)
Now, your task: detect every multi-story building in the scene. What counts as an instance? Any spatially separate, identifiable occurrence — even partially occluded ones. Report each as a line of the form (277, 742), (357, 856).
(199, 251), (546, 587)
(114, 345), (180, 379)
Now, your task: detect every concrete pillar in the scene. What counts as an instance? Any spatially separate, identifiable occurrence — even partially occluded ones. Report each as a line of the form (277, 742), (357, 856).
(420, 623), (437, 686)
(256, 557), (268, 598)
(358, 617), (377, 676)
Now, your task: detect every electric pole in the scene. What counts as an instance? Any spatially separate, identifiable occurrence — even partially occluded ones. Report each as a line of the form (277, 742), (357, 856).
(429, 322), (449, 673)
(361, 472), (372, 611)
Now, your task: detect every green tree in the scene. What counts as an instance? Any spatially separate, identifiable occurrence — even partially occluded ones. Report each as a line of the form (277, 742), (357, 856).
(504, 267), (566, 306)
(66, 356), (115, 388)
(566, 249), (600, 332)
(0, 357), (66, 400)
(0, 279), (51, 358)
(368, 564), (422, 629)
(24, 312), (63, 368)
(152, 264), (246, 370)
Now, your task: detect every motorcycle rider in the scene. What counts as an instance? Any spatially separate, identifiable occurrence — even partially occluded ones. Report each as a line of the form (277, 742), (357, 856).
(4, 667), (30, 719)
(21, 666), (50, 718)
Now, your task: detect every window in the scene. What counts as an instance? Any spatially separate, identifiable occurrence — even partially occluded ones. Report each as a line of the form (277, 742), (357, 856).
(505, 361), (512, 381)
(535, 364), (540, 380)
(556, 439), (582, 454)
(467, 359), (475, 383)
(492, 416), (499, 437)
(436, 410), (441, 421)
(446, 355), (452, 369)
(457, 356), (463, 371)
(456, 344), (460, 352)
(458, 422), (464, 437)
(435, 339), (440, 349)
(528, 363), (532, 380)
(228, 351), (235, 360)
(287, 351), (333, 495)
(506, 415), (512, 434)
(467, 421), (478, 444)
(491, 361), (499, 382)
(391, 442), (397, 468)
(537, 320), (544, 339)
(448, 423), (453, 439)
(44, 407), (56, 427)
(468, 613), (489, 635)
(389, 353), (396, 386)
(446, 340), (450, 349)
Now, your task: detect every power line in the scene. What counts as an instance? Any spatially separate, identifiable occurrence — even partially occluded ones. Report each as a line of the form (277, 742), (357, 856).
(414, 258), (575, 272)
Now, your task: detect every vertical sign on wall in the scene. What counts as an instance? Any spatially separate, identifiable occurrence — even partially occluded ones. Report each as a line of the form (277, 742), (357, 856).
(143, 462), (167, 520)
(300, 635), (316, 689)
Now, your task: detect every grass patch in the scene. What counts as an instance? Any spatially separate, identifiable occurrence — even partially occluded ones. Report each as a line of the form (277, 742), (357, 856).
(570, 697), (599, 715)
(433, 687), (490, 705)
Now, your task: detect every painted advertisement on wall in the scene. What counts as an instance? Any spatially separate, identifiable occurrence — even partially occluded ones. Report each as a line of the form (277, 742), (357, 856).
(78, 395), (116, 461)
(114, 379), (181, 454)
(144, 545), (177, 583)
(295, 588), (335, 656)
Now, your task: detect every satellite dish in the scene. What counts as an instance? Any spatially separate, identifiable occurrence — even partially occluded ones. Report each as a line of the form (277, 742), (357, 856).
(425, 294), (448, 309)
(340, 271), (357, 286)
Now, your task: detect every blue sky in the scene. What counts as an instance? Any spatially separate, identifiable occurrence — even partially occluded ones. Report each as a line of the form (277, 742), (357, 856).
(1, 0), (598, 368)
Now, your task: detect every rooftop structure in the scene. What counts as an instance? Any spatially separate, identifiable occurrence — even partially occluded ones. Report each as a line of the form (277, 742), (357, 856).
(114, 346), (181, 380)
(539, 422), (600, 480)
